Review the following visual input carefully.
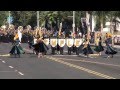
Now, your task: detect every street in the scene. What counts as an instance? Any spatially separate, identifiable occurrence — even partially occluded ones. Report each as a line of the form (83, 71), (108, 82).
(0, 43), (120, 79)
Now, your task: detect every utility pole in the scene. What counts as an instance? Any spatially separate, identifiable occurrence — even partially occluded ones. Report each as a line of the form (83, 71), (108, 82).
(37, 11), (39, 28)
(86, 11), (90, 39)
(73, 11), (75, 34)
(68, 11), (75, 38)
(8, 11), (11, 28)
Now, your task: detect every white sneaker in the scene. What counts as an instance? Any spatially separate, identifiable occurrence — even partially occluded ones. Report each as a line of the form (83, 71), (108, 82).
(107, 56), (110, 58)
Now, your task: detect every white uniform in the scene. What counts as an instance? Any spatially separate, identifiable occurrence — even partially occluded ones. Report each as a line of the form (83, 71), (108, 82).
(18, 30), (22, 43)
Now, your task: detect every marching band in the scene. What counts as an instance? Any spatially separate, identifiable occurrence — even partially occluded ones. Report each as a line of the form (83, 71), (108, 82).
(0, 24), (118, 58)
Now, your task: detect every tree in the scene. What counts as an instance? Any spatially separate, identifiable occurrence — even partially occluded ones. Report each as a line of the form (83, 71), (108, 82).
(93, 11), (109, 32)
(0, 11), (9, 26)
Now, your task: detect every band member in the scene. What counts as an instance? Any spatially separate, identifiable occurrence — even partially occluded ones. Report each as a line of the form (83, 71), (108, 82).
(27, 32), (34, 52)
(82, 38), (93, 57)
(94, 35), (104, 56)
(58, 31), (65, 55)
(9, 32), (25, 57)
(0, 28), (4, 43)
(74, 35), (83, 55)
(105, 35), (117, 58)
(57, 23), (65, 55)
(25, 26), (34, 50)
(67, 31), (73, 55)
(79, 37), (85, 54)
(42, 28), (49, 55)
(50, 34), (58, 55)
(56, 31), (60, 54)
(8, 25), (15, 44)
(0, 25), (7, 43)
(32, 27), (48, 58)
(18, 26), (23, 44)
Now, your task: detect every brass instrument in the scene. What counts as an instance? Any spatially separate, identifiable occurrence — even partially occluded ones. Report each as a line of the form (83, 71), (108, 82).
(38, 27), (43, 38)
(95, 38), (99, 46)
(29, 30), (34, 36)
(14, 33), (19, 40)
(83, 40), (89, 49)
(59, 23), (62, 36)
(35, 27), (39, 36)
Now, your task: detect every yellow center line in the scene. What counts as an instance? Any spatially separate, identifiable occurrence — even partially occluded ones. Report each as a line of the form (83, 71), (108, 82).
(24, 48), (116, 79)
(55, 57), (120, 68)
(45, 56), (116, 79)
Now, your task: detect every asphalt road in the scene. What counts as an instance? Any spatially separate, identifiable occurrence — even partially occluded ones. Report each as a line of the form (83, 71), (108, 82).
(0, 43), (120, 79)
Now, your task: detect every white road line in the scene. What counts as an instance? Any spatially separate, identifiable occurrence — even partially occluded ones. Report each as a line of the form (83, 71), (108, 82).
(9, 66), (14, 69)
(0, 71), (15, 72)
(15, 70), (18, 72)
(2, 61), (6, 63)
(0, 58), (25, 76)
(18, 72), (24, 76)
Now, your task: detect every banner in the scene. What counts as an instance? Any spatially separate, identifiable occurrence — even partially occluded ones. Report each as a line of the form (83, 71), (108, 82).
(74, 39), (83, 47)
(58, 39), (65, 47)
(43, 38), (49, 46)
(50, 38), (57, 47)
(66, 39), (74, 47)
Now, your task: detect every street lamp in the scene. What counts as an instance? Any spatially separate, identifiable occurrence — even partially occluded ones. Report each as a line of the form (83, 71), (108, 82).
(37, 11), (39, 28)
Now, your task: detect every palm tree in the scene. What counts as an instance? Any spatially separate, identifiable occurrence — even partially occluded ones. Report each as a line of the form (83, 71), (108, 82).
(93, 11), (109, 32)
(106, 11), (120, 46)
